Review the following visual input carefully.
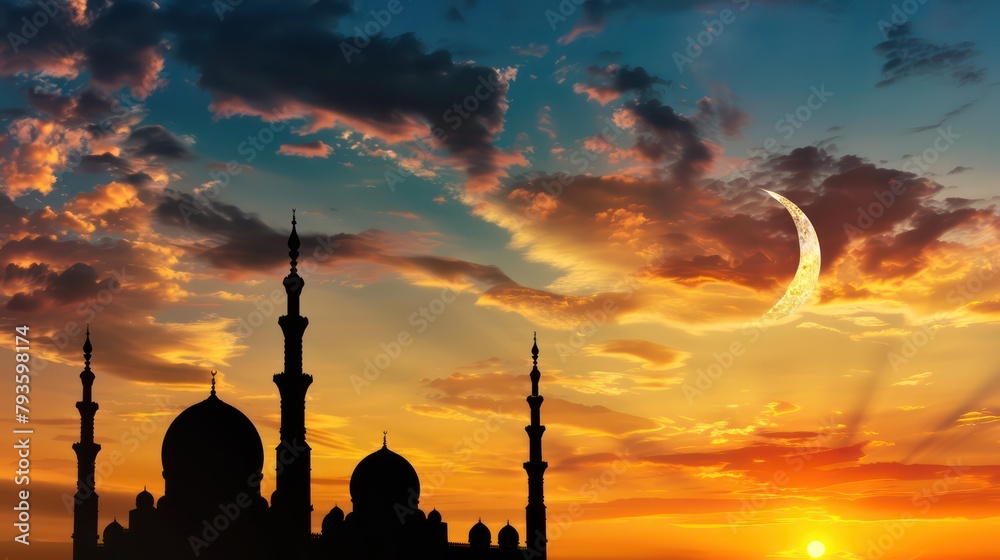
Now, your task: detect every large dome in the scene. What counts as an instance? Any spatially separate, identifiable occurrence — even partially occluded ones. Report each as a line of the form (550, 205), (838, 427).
(349, 442), (420, 512)
(161, 393), (264, 495)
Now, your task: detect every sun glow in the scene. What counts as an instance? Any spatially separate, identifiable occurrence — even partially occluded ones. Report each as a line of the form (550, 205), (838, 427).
(807, 540), (826, 558)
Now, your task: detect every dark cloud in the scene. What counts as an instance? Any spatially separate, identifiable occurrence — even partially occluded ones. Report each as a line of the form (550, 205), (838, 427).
(2, 262), (51, 287)
(77, 152), (135, 175)
(124, 125), (194, 160)
(4, 262), (103, 312)
(25, 88), (77, 119)
(153, 191), (517, 291)
(874, 23), (986, 88)
(588, 64), (665, 96)
(695, 84), (750, 139)
(629, 99), (713, 183)
(159, 2), (517, 191)
(83, 0), (163, 90)
(573, 64), (675, 108)
(0, 2), (84, 78)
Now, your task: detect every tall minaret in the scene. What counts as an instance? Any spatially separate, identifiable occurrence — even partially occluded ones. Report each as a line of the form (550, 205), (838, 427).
(72, 327), (101, 560)
(272, 210), (314, 543)
(524, 333), (548, 559)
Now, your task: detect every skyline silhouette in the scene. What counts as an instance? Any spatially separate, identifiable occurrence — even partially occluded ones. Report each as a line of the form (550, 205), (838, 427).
(68, 217), (550, 559)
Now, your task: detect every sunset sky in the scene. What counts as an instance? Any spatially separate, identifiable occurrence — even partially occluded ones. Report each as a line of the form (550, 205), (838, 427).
(2, 0), (1000, 558)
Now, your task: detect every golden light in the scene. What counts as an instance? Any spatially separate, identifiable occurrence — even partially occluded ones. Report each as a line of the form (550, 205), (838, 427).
(807, 540), (826, 558)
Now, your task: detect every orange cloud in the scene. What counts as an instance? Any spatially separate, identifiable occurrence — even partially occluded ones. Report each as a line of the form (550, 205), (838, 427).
(277, 140), (334, 158)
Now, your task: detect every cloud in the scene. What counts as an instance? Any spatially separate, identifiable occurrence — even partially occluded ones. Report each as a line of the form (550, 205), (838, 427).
(512, 43), (549, 58)
(572, 65), (666, 105)
(557, 0), (848, 45)
(589, 339), (686, 369)
(0, 1), (165, 93)
(418, 371), (662, 437)
(277, 140), (334, 158)
(0, 201), (239, 384)
(627, 99), (714, 182)
(874, 23), (986, 88)
(0, 117), (89, 197)
(123, 125), (194, 161)
(160, 2), (523, 193)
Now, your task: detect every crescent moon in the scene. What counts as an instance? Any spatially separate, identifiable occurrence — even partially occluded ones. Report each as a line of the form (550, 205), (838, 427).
(760, 189), (821, 323)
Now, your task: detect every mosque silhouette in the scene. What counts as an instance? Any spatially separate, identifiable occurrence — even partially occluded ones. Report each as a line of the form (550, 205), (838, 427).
(70, 215), (549, 560)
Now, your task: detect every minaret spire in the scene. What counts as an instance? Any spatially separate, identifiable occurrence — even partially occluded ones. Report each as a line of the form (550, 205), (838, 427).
(73, 326), (101, 560)
(524, 332), (548, 560)
(210, 369), (217, 397)
(272, 211), (314, 550)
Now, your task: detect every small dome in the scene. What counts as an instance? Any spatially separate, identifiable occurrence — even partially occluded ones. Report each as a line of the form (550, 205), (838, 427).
(322, 505), (345, 535)
(427, 508), (442, 523)
(136, 487), (154, 509)
(103, 518), (125, 544)
(349, 443), (419, 513)
(498, 521), (519, 548)
(469, 518), (491, 547)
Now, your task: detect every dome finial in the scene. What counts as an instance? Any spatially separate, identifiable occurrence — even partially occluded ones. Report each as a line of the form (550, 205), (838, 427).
(210, 369), (218, 396)
(83, 324), (93, 368)
(531, 331), (538, 366)
(288, 209), (300, 275)
(382, 430), (387, 448)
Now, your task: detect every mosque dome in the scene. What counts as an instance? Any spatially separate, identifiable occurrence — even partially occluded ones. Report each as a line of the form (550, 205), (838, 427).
(349, 439), (419, 512)
(322, 504), (345, 535)
(161, 391), (264, 494)
(427, 508), (442, 523)
(135, 487), (154, 509)
(498, 521), (520, 548)
(469, 519), (491, 547)
(103, 518), (125, 545)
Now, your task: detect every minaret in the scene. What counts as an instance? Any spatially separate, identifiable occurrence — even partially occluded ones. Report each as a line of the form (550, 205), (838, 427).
(72, 327), (101, 560)
(272, 210), (314, 543)
(524, 333), (548, 560)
